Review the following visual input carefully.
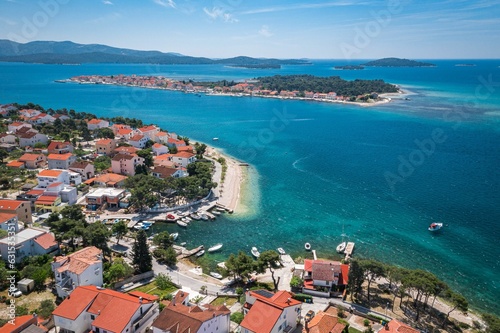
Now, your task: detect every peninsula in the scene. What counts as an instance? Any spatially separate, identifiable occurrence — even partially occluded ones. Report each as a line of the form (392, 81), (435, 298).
(66, 74), (400, 106)
(363, 57), (436, 67)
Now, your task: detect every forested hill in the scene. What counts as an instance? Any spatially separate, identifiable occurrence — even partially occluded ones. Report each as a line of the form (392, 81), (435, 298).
(255, 74), (399, 96)
(363, 57), (436, 67)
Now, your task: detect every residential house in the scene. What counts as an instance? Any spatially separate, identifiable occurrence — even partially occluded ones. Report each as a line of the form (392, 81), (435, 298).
(34, 195), (62, 213)
(52, 286), (160, 333)
(166, 137), (186, 148)
(0, 133), (17, 144)
(151, 302), (231, 333)
(114, 146), (139, 155)
(95, 138), (116, 156)
(241, 290), (302, 333)
(91, 173), (128, 188)
(27, 113), (55, 125)
(116, 128), (134, 141)
(153, 154), (177, 168)
(111, 153), (145, 176)
(0, 314), (48, 333)
(177, 145), (194, 153)
(0, 213), (19, 233)
(6, 160), (25, 169)
(152, 165), (187, 179)
(16, 189), (44, 210)
(8, 122), (32, 133)
(52, 246), (103, 298)
(18, 132), (48, 148)
(86, 118), (109, 130)
(138, 125), (159, 141)
(0, 199), (32, 224)
(151, 143), (169, 156)
(382, 319), (419, 333)
(303, 311), (347, 333)
(154, 131), (169, 144)
(47, 141), (74, 154)
(18, 153), (46, 169)
(37, 169), (71, 187)
(47, 153), (77, 170)
(53, 113), (70, 121)
(111, 123), (131, 135)
(43, 182), (78, 204)
(19, 109), (41, 118)
(128, 134), (148, 149)
(302, 260), (349, 297)
(171, 152), (196, 167)
(85, 188), (126, 210)
(0, 227), (58, 263)
(69, 160), (95, 181)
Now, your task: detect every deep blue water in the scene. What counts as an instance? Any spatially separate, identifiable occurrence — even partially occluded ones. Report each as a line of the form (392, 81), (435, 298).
(1, 60), (499, 314)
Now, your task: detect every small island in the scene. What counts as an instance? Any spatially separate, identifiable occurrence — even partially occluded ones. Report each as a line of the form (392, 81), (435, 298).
(363, 57), (436, 67)
(227, 64), (281, 69)
(455, 63), (476, 67)
(334, 65), (365, 70)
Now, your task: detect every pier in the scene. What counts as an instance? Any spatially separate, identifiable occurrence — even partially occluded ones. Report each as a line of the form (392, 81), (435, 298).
(176, 245), (205, 259)
(345, 242), (355, 260)
(312, 249), (318, 260)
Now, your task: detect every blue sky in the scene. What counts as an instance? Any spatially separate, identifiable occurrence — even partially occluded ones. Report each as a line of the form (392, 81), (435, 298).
(1, 0), (499, 59)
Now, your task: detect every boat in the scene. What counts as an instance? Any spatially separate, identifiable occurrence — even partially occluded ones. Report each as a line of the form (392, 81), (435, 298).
(304, 243), (311, 251)
(170, 232), (179, 241)
(142, 221), (154, 227)
(133, 222), (143, 230)
(216, 207), (226, 213)
(336, 242), (347, 254)
(212, 138), (219, 141)
(180, 242), (186, 246)
(210, 272), (223, 279)
(190, 213), (201, 220)
(208, 243), (223, 253)
(141, 225), (150, 230)
(200, 214), (209, 221)
(212, 210), (221, 216)
(277, 247), (286, 255)
(177, 220), (188, 227)
(196, 250), (205, 257)
(428, 222), (443, 231)
(184, 216), (192, 222)
(251, 247), (260, 258)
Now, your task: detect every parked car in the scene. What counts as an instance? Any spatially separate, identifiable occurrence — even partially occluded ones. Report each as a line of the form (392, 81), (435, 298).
(305, 310), (315, 322)
(10, 288), (22, 298)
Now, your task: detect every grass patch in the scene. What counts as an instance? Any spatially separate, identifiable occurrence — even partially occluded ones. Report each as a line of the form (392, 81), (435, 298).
(131, 281), (177, 300)
(348, 327), (364, 333)
(211, 296), (238, 307)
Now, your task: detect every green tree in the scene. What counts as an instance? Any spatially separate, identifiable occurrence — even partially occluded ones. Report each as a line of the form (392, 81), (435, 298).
(84, 222), (111, 255)
(347, 259), (365, 300)
(132, 229), (153, 273)
(112, 220), (128, 245)
(360, 259), (386, 302)
(290, 276), (303, 289)
(105, 258), (134, 284)
(37, 299), (55, 319)
(95, 127), (115, 139)
(226, 251), (255, 281)
(256, 250), (281, 291)
(137, 148), (154, 167)
(155, 273), (172, 290)
(442, 291), (468, 328)
(94, 155), (111, 172)
(153, 231), (173, 249)
(230, 312), (244, 324)
(0, 149), (8, 163)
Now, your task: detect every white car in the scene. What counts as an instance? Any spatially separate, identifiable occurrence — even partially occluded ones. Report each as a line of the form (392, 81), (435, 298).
(10, 288), (22, 298)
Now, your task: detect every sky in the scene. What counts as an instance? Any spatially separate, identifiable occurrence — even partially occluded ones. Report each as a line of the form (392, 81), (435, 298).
(0, 0), (499, 59)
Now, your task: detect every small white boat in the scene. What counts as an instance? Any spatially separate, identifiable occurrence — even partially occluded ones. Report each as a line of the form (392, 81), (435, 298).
(200, 214), (209, 221)
(428, 222), (443, 231)
(216, 208), (226, 213)
(208, 243), (223, 253)
(170, 232), (179, 241)
(212, 138), (219, 141)
(251, 247), (260, 258)
(177, 220), (188, 227)
(190, 213), (201, 220)
(196, 250), (205, 257)
(277, 247), (286, 255)
(304, 243), (311, 251)
(210, 272), (223, 279)
(212, 210), (221, 216)
(133, 222), (143, 230)
(336, 242), (347, 254)
(184, 216), (192, 222)
(180, 242), (186, 246)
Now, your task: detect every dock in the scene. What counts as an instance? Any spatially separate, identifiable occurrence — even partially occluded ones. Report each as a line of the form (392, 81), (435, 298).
(344, 242), (355, 260)
(312, 249), (318, 260)
(176, 245), (204, 259)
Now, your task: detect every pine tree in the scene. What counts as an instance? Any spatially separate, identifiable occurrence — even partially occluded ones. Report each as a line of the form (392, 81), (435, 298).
(132, 229), (152, 273)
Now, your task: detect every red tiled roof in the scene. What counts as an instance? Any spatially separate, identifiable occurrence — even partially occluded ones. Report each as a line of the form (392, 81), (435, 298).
(114, 146), (138, 154)
(26, 189), (45, 196)
(117, 128), (133, 135)
(38, 169), (63, 177)
(94, 173), (127, 185)
(249, 290), (301, 309)
(173, 152), (195, 158)
(0, 199), (24, 210)
(0, 314), (45, 333)
(241, 300), (282, 333)
(47, 141), (71, 151)
(52, 286), (100, 320)
(33, 232), (57, 249)
(341, 264), (349, 285)
(138, 125), (157, 132)
(156, 131), (168, 136)
(6, 160), (24, 168)
(48, 153), (74, 161)
(96, 138), (114, 145)
(307, 311), (346, 333)
(87, 119), (105, 125)
(384, 319), (420, 333)
(0, 212), (16, 224)
(19, 153), (43, 162)
(47, 182), (63, 188)
(129, 134), (144, 141)
(35, 195), (58, 204)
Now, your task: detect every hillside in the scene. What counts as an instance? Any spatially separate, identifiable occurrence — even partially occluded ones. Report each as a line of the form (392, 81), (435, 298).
(363, 57), (436, 67)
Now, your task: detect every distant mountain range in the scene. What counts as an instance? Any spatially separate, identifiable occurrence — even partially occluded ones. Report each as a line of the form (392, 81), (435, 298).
(0, 40), (310, 66)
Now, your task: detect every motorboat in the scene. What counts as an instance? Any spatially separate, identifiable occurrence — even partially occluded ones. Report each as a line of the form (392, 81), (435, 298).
(428, 222), (443, 231)
(210, 272), (223, 279)
(212, 138), (219, 141)
(277, 247), (286, 255)
(133, 222), (143, 230)
(141, 224), (150, 230)
(251, 247), (260, 258)
(212, 210), (221, 216)
(170, 232), (179, 241)
(180, 242), (186, 246)
(208, 243), (223, 253)
(184, 216), (192, 222)
(196, 250), (205, 257)
(200, 214), (209, 221)
(142, 221), (154, 227)
(336, 242), (347, 254)
(190, 213), (201, 220)
(304, 243), (311, 251)
(177, 220), (188, 227)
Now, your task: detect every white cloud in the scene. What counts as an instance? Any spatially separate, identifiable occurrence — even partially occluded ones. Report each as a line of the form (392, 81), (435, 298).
(102, 0), (113, 5)
(259, 25), (273, 37)
(203, 7), (238, 23)
(153, 0), (176, 9)
(241, 1), (370, 15)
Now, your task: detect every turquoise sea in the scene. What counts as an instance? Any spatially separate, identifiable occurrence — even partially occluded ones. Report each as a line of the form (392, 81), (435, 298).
(1, 60), (499, 315)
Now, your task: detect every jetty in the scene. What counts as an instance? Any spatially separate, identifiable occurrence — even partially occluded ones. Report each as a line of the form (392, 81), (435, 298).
(176, 245), (205, 259)
(345, 242), (355, 260)
(312, 249), (318, 260)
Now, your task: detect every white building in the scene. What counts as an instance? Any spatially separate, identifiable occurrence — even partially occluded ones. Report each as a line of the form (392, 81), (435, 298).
(37, 169), (70, 188)
(86, 118), (110, 130)
(47, 153), (77, 170)
(52, 246), (103, 298)
(128, 134), (148, 149)
(0, 213), (19, 233)
(0, 227), (58, 263)
(18, 132), (48, 148)
(171, 152), (196, 168)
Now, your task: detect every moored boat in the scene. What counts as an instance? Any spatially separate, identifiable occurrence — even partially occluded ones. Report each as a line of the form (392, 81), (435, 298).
(177, 220), (188, 227)
(170, 232), (179, 241)
(212, 210), (221, 216)
(304, 242), (311, 251)
(210, 272), (223, 279)
(200, 214), (209, 221)
(336, 242), (347, 254)
(428, 222), (443, 231)
(251, 247), (260, 258)
(190, 213), (201, 220)
(208, 243), (223, 253)
(133, 222), (143, 230)
(277, 247), (286, 255)
(196, 250), (205, 257)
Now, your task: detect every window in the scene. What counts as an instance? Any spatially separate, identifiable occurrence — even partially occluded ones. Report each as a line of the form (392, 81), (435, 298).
(90, 315), (95, 320)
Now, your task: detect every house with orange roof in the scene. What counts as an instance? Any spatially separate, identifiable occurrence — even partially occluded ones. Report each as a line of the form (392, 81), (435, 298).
(0, 133), (16, 144)
(177, 145), (194, 153)
(302, 260), (349, 298)
(27, 113), (55, 125)
(114, 146), (139, 155)
(151, 143), (169, 156)
(95, 138), (116, 156)
(69, 160), (95, 181)
(6, 160), (25, 169)
(166, 137), (186, 148)
(8, 121), (32, 133)
(116, 128), (134, 140)
(52, 246), (103, 298)
(86, 118), (109, 130)
(128, 134), (148, 149)
(111, 123), (131, 135)
(0, 227), (58, 263)
(111, 153), (145, 176)
(0, 314), (48, 333)
(18, 132), (48, 148)
(0, 199), (32, 224)
(52, 285), (160, 333)
(241, 289), (302, 333)
(303, 311), (348, 333)
(93, 173), (128, 188)
(151, 165), (187, 179)
(47, 141), (74, 154)
(18, 153), (46, 169)
(382, 319), (419, 333)
(0, 213), (19, 233)
(42, 181), (78, 204)
(151, 301), (230, 333)
(47, 153), (77, 169)
(37, 169), (72, 188)
(18, 109), (41, 118)
(171, 152), (196, 167)
(154, 131), (169, 144)
(34, 195), (62, 213)
(138, 125), (159, 141)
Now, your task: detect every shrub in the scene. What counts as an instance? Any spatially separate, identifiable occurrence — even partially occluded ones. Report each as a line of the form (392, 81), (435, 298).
(292, 293), (313, 302)
(231, 312), (244, 324)
(363, 319), (370, 327)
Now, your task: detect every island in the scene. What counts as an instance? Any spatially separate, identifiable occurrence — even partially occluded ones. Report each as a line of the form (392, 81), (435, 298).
(455, 63), (476, 67)
(66, 74), (400, 106)
(227, 64), (281, 69)
(363, 57), (436, 67)
(334, 65), (365, 70)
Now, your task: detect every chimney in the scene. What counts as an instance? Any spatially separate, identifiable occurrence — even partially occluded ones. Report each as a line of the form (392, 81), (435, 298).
(287, 298), (291, 304)
(385, 323), (390, 330)
(139, 296), (143, 304)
